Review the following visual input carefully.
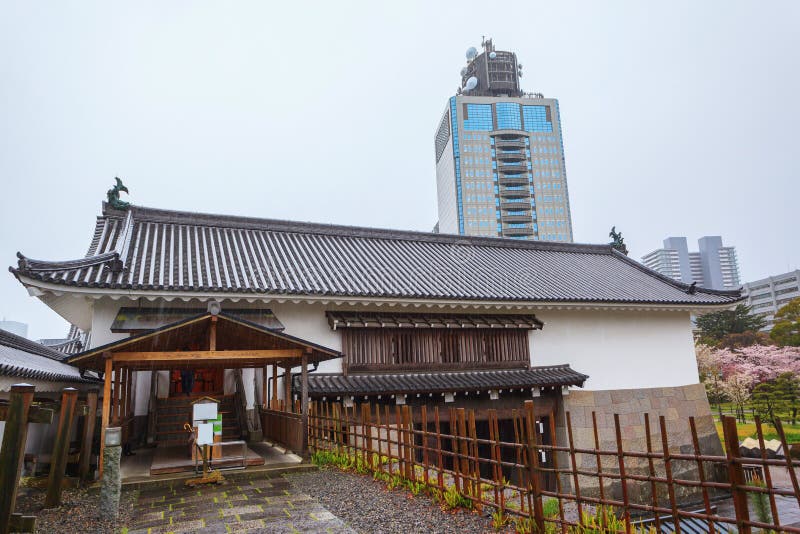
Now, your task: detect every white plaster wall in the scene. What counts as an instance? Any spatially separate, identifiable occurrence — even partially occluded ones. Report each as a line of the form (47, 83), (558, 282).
(89, 298), (131, 347)
(530, 310), (699, 390)
(81, 299), (700, 404)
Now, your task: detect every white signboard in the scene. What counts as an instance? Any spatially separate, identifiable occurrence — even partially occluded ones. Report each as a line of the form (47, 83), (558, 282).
(193, 402), (218, 422)
(196, 422), (214, 446)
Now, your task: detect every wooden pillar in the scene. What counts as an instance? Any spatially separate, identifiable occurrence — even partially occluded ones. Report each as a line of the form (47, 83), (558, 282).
(0, 384), (35, 534)
(722, 416), (751, 533)
(271, 363), (278, 409)
(301, 350), (309, 454)
(113, 363), (121, 424)
(99, 353), (113, 480)
(124, 368), (133, 444)
(209, 316), (217, 350)
(284, 366), (292, 413)
(262, 365), (267, 408)
(45, 388), (78, 508)
(125, 369), (133, 419)
(146, 371), (157, 445)
(78, 390), (98, 483)
(119, 368), (126, 440)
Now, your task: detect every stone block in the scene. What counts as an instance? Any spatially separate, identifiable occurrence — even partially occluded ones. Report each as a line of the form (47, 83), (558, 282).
(611, 389), (634, 404)
(592, 391), (613, 407)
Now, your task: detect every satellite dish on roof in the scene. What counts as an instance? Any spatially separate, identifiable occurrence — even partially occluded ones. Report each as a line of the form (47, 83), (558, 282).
(489, 51), (497, 59)
(460, 67), (468, 77)
(465, 76), (478, 91)
(466, 47), (478, 60)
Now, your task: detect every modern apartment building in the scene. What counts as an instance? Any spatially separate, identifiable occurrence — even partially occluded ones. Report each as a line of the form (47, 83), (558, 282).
(743, 270), (800, 330)
(434, 38), (573, 242)
(641, 236), (740, 290)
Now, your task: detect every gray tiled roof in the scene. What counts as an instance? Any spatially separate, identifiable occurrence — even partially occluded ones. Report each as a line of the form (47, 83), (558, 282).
(37, 325), (86, 355)
(0, 329), (96, 383)
(296, 365), (588, 397)
(11, 204), (741, 306)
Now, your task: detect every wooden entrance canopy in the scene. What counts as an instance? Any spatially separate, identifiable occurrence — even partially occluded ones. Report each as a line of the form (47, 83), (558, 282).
(67, 311), (341, 478)
(69, 311), (340, 372)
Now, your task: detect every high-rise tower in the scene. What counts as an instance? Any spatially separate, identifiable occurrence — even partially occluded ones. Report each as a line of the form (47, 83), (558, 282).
(434, 38), (573, 241)
(641, 236), (741, 290)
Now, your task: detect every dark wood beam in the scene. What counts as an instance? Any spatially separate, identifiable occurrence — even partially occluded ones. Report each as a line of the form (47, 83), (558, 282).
(112, 349), (303, 362)
(0, 405), (54, 424)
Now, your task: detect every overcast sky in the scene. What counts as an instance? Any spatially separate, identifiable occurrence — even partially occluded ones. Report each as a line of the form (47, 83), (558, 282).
(1, 1), (798, 340)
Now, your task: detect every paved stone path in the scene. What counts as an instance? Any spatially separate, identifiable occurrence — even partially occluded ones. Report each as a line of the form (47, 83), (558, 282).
(124, 471), (355, 533)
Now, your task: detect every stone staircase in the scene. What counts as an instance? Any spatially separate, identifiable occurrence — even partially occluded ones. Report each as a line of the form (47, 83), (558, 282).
(153, 394), (242, 447)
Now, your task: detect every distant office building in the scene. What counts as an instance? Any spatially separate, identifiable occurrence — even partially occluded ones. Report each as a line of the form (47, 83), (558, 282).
(434, 38), (573, 242)
(743, 270), (800, 330)
(0, 319), (28, 338)
(641, 236), (740, 290)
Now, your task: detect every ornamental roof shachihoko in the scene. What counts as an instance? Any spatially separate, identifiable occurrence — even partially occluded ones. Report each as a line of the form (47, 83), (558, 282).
(11, 203), (742, 306)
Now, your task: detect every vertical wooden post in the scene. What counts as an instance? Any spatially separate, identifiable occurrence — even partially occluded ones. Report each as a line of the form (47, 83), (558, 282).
(721, 415), (751, 534)
(643, 414), (662, 533)
(375, 406), (384, 471)
(396, 405), (405, 477)
(384, 405), (393, 476)
(271, 363), (278, 409)
(99, 353), (113, 480)
(434, 407), (443, 489)
(420, 406), (429, 486)
(467, 410), (481, 509)
(457, 408), (470, 496)
(262, 366), (267, 409)
(488, 410), (501, 511)
(209, 316), (217, 350)
(78, 390), (98, 484)
(146, 371), (157, 445)
(689, 416), (716, 534)
(301, 350), (309, 454)
(0, 384), (35, 534)
(45, 388), (78, 508)
(363, 403), (373, 466)
(565, 412), (582, 522)
(449, 408), (460, 492)
(524, 400), (545, 533)
(591, 411), (605, 502)
(613, 414), (631, 532)
(126, 369), (134, 419)
(122, 368), (131, 445)
(403, 405), (414, 481)
(660, 416), (683, 534)
(284, 366), (292, 413)
(113, 363), (121, 424)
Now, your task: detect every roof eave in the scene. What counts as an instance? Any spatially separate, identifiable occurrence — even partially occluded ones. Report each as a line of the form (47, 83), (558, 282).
(14, 276), (744, 312)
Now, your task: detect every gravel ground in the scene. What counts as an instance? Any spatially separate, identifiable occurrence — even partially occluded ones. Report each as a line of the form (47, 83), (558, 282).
(14, 484), (136, 534)
(286, 468), (496, 534)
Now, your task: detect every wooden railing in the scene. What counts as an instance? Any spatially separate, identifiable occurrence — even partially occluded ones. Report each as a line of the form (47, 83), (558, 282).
(261, 409), (304, 453)
(308, 400), (800, 534)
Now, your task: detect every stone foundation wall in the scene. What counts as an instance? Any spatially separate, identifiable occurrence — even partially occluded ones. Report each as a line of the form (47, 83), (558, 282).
(562, 383), (725, 507)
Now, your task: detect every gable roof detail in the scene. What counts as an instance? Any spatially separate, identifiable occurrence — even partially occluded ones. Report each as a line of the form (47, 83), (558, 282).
(11, 204), (742, 306)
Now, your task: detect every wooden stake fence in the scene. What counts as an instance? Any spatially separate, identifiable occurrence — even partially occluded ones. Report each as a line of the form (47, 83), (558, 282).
(308, 400), (800, 533)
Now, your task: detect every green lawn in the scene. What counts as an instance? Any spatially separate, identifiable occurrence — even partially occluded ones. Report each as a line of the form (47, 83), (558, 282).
(714, 419), (800, 450)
